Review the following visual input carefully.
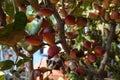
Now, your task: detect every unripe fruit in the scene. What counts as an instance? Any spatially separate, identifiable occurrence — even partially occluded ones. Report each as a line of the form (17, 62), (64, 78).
(76, 17), (87, 27)
(83, 40), (91, 49)
(65, 15), (76, 25)
(39, 8), (53, 17)
(50, 0), (59, 4)
(25, 35), (42, 46)
(89, 12), (98, 19)
(87, 53), (97, 63)
(43, 27), (55, 45)
(94, 46), (106, 57)
(48, 45), (60, 58)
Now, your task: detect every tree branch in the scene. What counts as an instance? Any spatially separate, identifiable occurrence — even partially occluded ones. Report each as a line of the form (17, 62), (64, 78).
(46, 0), (70, 54)
(97, 22), (116, 74)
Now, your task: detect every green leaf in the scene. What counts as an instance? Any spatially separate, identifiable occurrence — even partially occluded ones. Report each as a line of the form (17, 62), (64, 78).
(0, 71), (5, 80)
(82, 0), (91, 8)
(3, 1), (14, 18)
(14, 12), (27, 30)
(74, 8), (84, 17)
(0, 75), (5, 80)
(16, 58), (30, 67)
(0, 60), (14, 71)
(77, 27), (84, 42)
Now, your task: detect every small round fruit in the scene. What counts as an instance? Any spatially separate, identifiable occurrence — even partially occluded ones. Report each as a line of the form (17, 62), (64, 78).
(64, 15), (76, 25)
(76, 17), (87, 27)
(25, 35), (42, 46)
(83, 40), (91, 49)
(89, 12), (98, 19)
(65, 32), (78, 39)
(75, 67), (85, 75)
(39, 8), (53, 17)
(94, 46), (106, 57)
(110, 11), (120, 20)
(69, 49), (77, 59)
(87, 53), (97, 63)
(48, 45), (60, 58)
(43, 27), (55, 45)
